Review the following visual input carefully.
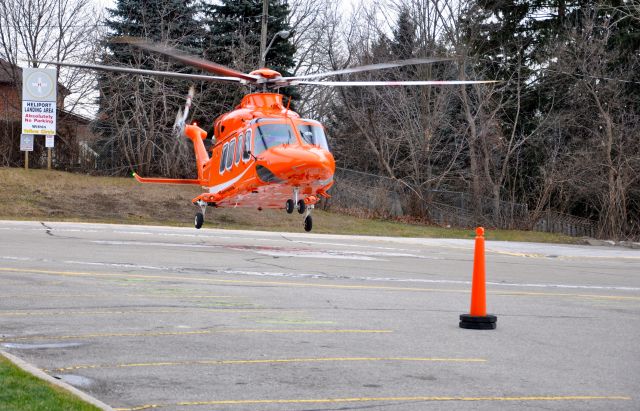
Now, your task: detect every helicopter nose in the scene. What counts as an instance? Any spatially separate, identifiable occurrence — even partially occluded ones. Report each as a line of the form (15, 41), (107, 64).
(257, 145), (334, 184)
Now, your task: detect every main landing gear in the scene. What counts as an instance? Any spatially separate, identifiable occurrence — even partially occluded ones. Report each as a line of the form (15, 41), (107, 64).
(285, 188), (315, 232)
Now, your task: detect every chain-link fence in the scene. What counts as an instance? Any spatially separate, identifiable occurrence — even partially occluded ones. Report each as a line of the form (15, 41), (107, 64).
(326, 168), (597, 237)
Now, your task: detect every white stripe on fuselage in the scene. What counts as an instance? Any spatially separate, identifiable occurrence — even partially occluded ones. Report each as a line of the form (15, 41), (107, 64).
(207, 162), (254, 194)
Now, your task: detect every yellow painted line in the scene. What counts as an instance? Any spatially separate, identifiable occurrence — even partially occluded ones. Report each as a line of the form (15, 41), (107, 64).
(113, 395), (631, 410)
(488, 249), (640, 260)
(0, 328), (392, 343)
(0, 267), (465, 293)
(490, 290), (640, 301)
(0, 294), (236, 299)
(0, 308), (296, 317)
(46, 356), (486, 372)
(1, 267), (637, 301)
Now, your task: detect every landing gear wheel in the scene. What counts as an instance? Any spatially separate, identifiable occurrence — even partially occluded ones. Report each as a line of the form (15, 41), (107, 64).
(194, 212), (204, 229)
(304, 215), (313, 232)
(285, 199), (294, 214)
(297, 200), (306, 214)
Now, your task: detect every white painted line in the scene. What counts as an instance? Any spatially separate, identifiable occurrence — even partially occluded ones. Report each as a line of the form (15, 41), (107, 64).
(255, 251), (384, 261)
(2, 255), (639, 292)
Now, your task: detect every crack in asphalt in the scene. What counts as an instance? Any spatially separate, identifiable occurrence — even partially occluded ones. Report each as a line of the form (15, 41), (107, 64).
(40, 222), (54, 236)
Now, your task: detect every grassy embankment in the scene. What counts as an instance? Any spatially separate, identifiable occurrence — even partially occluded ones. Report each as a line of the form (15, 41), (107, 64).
(0, 355), (101, 411)
(0, 167), (576, 243)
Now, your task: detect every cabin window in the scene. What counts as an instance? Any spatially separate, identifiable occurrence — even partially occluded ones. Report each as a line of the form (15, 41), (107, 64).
(253, 124), (296, 155)
(219, 143), (229, 174)
(297, 124), (330, 151)
(226, 139), (236, 170)
(235, 134), (242, 166)
(243, 130), (252, 161)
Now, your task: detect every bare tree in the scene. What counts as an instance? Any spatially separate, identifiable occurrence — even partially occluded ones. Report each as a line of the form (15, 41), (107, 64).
(0, 0), (100, 110)
(545, 16), (640, 239)
(288, 0), (344, 120)
(0, 0), (101, 168)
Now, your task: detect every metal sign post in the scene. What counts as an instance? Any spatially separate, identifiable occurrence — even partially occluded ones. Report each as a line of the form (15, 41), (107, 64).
(20, 134), (34, 170)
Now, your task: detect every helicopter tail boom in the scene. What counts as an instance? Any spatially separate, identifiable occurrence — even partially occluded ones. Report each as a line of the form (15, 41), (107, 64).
(132, 173), (202, 185)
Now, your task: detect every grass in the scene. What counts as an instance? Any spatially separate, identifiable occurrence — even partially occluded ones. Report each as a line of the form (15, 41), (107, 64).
(0, 167), (577, 244)
(0, 355), (101, 411)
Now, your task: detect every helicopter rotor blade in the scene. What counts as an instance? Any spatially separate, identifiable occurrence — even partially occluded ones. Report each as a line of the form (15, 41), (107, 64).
(294, 79), (500, 87)
(119, 37), (259, 83)
(283, 57), (454, 81)
(37, 61), (248, 84)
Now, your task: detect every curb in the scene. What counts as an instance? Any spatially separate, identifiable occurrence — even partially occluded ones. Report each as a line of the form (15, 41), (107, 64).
(0, 350), (114, 411)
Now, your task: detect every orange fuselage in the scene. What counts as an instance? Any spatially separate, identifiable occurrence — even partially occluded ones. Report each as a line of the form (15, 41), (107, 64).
(184, 93), (335, 209)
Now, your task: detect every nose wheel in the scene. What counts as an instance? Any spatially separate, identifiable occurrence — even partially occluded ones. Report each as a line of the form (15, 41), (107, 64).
(303, 214), (313, 232)
(195, 212), (204, 229)
(193, 200), (207, 229)
(302, 204), (314, 232)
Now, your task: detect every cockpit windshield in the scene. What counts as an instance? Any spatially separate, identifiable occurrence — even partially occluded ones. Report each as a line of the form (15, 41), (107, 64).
(297, 123), (330, 151)
(253, 123), (296, 155)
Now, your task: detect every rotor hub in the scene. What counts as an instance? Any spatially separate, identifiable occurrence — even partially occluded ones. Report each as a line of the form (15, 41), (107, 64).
(250, 68), (282, 80)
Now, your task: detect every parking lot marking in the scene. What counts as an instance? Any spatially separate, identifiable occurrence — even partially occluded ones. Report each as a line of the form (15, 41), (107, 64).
(114, 395), (632, 410)
(0, 308), (297, 317)
(490, 290), (640, 301)
(1, 267), (638, 301)
(0, 293), (236, 299)
(46, 356), (487, 372)
(0, 328), (392, 342)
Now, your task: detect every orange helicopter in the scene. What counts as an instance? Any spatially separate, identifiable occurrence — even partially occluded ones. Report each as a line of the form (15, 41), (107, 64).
(44, 39), (494, 231)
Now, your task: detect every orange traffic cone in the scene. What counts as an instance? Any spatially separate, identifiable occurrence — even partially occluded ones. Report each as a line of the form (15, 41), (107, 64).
(460, 227), (497, 330)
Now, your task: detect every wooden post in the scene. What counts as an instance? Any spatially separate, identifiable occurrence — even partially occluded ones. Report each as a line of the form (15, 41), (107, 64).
(260, 0), (268, 67)
(25, 151), (29, 170)
(47, 148), (52, 170)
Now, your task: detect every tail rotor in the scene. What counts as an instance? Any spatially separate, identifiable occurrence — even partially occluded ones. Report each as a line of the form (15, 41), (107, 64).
(173, 86), (195, 137)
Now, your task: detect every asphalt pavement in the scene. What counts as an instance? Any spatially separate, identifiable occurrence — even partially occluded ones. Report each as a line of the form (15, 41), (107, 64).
(0, 220), (638, 410)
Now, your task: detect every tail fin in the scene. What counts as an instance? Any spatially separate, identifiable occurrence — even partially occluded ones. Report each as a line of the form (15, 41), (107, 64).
(184, 124), (209, 182)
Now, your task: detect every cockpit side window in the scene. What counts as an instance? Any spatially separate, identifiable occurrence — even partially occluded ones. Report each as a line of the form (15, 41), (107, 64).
(253, 124), (296, 155)
(297, 123), (330, 151)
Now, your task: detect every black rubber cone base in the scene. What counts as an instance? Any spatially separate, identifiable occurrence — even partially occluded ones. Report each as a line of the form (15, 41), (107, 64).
(459, 314), (497, 330)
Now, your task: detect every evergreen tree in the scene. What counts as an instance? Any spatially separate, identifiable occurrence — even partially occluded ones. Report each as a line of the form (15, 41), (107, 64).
(199, 0), (297, 116)
(391, 8), (416, 61)
(94, 0), (202, 177)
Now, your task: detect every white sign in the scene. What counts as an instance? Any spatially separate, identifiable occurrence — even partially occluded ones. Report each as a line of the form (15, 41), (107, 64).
(20, 134), (34, 151)
(45, 135), (55, 148)
(22, 67), (57, 135)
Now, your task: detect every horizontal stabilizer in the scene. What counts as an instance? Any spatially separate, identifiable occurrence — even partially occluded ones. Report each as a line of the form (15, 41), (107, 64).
(133, 173), (202, 185)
